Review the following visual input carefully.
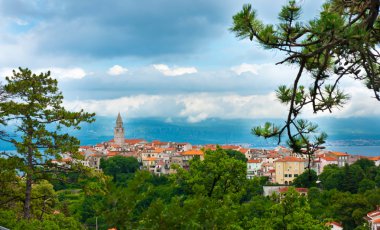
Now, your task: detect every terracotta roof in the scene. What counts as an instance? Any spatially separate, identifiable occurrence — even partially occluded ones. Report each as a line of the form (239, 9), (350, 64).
(143, 157), (157, 161)
(248, 159), (261, 163)
(368, 210), (380, 218)
(125, 139), (146, 145)
(369, 156), (380, 161)
(154, 148), (165, 153)
(330, 151), (349, 156)
(239, 148), (249, 154)
(267, 152), (280, 158)
(268, 169), (276, 173)
(275, 156), (305, 162)
(373, 218), (380, 224)
(325, 222), (342, 227)
(221, 145), (240, 150)
(152, 140), (168, 145)
(181, 150), (204, 156)
(320, 156), (337, 161)
(107, 151), (119, 157)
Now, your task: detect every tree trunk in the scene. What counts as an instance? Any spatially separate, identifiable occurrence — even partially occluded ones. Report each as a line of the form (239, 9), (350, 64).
(308, 153), (312, 182)
(23, 148), (33, 219)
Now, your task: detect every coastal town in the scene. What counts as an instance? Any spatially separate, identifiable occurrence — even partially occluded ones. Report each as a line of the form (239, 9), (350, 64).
(57, 113), (380, 184)
(1, 0), (379, 228)
(49, 113), (380, 229)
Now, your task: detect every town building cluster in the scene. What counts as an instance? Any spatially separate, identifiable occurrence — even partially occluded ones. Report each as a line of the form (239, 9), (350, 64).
(56, 113), (380, 185)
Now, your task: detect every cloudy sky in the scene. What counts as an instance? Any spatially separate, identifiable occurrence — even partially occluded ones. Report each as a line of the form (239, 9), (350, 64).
(1, 0), (379, 123)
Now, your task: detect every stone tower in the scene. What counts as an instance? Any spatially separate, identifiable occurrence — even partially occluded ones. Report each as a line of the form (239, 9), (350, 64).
(114, 112), (125, 146)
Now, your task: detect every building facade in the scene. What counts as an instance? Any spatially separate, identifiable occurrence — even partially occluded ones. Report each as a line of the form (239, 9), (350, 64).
(274, 156), (306, 185)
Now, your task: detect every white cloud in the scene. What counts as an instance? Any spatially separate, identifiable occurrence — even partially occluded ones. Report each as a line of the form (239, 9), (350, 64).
(153, 64), (197, 76)
(0, 67), (87, 81)
(64, 93), (288, 122)
(231, 63), (260, 75)
(37, 67), (87, 80)
(107, 65), (128, 76)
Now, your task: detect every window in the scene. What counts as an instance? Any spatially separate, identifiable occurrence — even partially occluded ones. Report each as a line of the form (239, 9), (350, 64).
(284, 174), (288, 177)
(289, 174), (292, 177)
(294, 174), (298, 177)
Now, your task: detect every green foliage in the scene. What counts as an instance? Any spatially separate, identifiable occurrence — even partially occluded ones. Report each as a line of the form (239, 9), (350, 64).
(224, 149), (248, 163)
(0, 68), (95, 219)
(100, 156), (140, 184)
(293, 169), (318, 188)
(251, 188), (327, 229)
(319, 162), (380, 194)
(174, 147), (247, 200)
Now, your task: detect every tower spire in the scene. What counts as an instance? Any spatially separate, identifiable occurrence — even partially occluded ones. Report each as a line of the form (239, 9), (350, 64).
(114, 112), (125, 146)
(116, 112), (123, 126)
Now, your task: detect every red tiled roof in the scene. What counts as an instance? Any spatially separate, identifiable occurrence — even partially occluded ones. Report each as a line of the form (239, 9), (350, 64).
(369, 156), (380, 161)
(181, 150), (204, 156)
(330, 151), (349, 156)
(239, 148), (249, 154)
(325, 222), (342, 227)
(125, 139), (146, 145)
(144, 157), (157, 161)
(368, 210), (380, 218)
(154, 148), (165, 153)
(221, 145), (240, 150)
(275, 156), (305, 162)
(373, 218), (380, 224)
(248, 159), (261, 163)
(320, 156), (337, 161)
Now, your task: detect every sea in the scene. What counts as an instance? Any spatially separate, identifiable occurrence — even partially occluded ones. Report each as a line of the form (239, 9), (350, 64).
(1, 116), (380, 157)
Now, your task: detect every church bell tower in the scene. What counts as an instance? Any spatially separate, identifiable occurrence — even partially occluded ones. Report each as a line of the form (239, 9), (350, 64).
(114, 112), (125, 146)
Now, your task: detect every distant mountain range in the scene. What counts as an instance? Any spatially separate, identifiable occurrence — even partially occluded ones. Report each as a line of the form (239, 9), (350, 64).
(1, 116), (380, 156)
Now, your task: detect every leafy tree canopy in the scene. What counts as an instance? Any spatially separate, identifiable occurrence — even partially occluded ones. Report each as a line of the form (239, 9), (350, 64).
(100, 156), (140, 184)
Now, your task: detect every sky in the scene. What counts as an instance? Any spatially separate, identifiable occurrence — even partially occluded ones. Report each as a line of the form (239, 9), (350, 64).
(1, 0), (379, 123)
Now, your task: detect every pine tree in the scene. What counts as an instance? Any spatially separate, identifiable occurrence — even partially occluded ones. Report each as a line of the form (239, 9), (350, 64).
(231, 0), (380, 175)
(0, 68), (95, 219)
